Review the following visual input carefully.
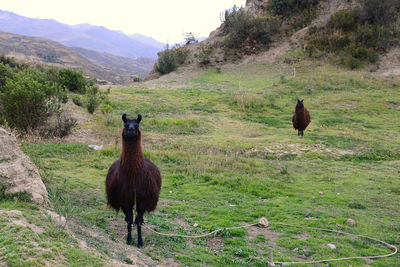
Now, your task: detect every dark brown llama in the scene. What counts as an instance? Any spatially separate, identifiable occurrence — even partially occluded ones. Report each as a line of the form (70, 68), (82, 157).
(292, 99), (311, 136)
(106, 114), (161, 247)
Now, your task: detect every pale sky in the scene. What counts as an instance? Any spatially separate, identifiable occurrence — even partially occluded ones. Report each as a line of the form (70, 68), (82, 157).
(1, 0), (247, 44)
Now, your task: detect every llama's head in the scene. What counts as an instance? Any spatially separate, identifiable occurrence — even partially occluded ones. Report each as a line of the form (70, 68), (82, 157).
(122, 114), (142, 139)
(296, 99), (304, 108)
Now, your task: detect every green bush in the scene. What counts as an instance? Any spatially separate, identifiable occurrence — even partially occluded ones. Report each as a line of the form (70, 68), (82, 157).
(173, 46), (190, 65)
(72, 94), (83, 106)
(360, 0), (399, 25)
(0, 63), (13, 89)
(58, 69), (87, 94)
(154, 45), (190, 75)
(85, 85), (100, 114)
(222, 7), (279, 49)
(155, 48), (178, 75)
(327, 9), (359, 32)
(268, 0), (319, 16)
(347, 57), (362, 69)
(198, 46), (214, 66)
(1, 68), (57, 131)
(268, 0), (319, 28)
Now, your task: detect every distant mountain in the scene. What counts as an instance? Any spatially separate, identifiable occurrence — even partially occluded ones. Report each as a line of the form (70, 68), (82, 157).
(0, 10), (161, 59)
(71, 46), (156, 79)
(129, 33), (166, 50)
(0, 30), (153, 83)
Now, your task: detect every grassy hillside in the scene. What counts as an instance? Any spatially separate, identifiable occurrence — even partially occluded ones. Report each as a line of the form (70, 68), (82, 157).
(1, 51), (399, 266)
(0, 30), (152, 83)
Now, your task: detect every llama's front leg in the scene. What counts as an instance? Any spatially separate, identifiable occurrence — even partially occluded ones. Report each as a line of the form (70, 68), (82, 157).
(135, 210), (144, 248)
(124, 205), (134, 245)
(298, 130), (300, 136)
(301, 130), (304, 136)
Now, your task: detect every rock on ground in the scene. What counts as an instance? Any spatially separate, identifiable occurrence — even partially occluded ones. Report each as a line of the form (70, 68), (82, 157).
(0, 127), (49, 205)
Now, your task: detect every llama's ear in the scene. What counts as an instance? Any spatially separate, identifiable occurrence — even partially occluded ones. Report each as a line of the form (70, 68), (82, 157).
(301, 99), (304, 102)
(297, 99), (300, 103)
(122, 114), (127, 123)
(137, 114), (142, 123)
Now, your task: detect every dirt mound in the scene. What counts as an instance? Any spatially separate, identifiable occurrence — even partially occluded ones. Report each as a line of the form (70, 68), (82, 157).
(0, 127), (49, 205)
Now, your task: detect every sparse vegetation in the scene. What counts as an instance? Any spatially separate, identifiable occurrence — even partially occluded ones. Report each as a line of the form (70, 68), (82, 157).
(268, 0), (320, 29)
(307, 0), (400, 68)
(221, 6), (279, 51)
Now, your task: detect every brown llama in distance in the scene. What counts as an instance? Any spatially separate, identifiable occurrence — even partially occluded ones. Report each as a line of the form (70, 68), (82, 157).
(106, 114), (161, 247)
(292, 99), (311, 136)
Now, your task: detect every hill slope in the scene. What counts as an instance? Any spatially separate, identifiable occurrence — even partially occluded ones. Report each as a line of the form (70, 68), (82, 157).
(0, 30), (152, 83)
(0, 10), (162, 59)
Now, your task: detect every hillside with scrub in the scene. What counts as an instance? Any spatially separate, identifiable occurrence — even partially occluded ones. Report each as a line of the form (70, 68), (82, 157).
(0, 0), (400, 266)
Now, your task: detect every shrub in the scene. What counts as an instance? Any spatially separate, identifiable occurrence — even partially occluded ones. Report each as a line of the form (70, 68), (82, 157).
(360, 0), (399, 25)
(268, 0), (319, 28)
(268, 0), (319, 16)
(99, 103), (113, 114)
(327, 9), (359, 32)
(173, 46), (190, 65)
(1, 68), (58, 131)
(40, 112), (77, 138)
(198, 46), (214, 66)
(184, 32), (198, 44)
(347, 57), (362, 69)
(222, 7), (279, 49)
(154, 45), (190, 75)
(72, 94), (83, 106)
(58, 69), (87, 94)
(85, 85), (100, 114)
(155, 48), (177, 75)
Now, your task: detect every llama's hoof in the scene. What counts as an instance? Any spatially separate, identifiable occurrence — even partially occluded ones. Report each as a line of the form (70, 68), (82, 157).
(127, 238), (132, 245)
(137, 242), (143, 248)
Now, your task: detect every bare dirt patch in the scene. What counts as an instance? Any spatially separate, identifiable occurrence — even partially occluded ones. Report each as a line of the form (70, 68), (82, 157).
(207, 236), (224, 251)
(245, 142), (354, 158)
(378, 47), (400, 77)
(246, 225), (281, 246)
(0, 209), (44, 234)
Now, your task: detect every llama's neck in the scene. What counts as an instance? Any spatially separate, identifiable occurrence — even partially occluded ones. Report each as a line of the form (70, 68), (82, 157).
(120, 129), (144, 174)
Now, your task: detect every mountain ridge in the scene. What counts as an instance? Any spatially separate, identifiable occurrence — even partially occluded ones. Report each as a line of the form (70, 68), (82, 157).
(0, 10), (164, 59)
(0, 30), (154, 83)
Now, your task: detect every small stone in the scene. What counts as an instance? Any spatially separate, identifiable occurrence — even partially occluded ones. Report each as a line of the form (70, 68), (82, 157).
(336, 223), (343, 228)
(169, 191), (172, 193)
(292, 247), (299, 252)
(346, 219), (356, 226)
(327, 243), (336, 249)
(258, 217), (269, 228)
(319, 191), (323, 195)
(193, 223), (198, 228)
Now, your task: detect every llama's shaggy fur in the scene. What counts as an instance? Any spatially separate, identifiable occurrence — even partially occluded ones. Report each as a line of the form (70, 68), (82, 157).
(106, 114), (161, 247)
(292, 99), (311, 136)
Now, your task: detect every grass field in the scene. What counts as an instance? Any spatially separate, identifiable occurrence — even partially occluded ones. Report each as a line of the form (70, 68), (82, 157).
(1, 52), (400, 266)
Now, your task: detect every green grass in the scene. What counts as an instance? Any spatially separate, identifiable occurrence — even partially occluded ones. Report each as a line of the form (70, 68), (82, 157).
(3, 54), (400, 266)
